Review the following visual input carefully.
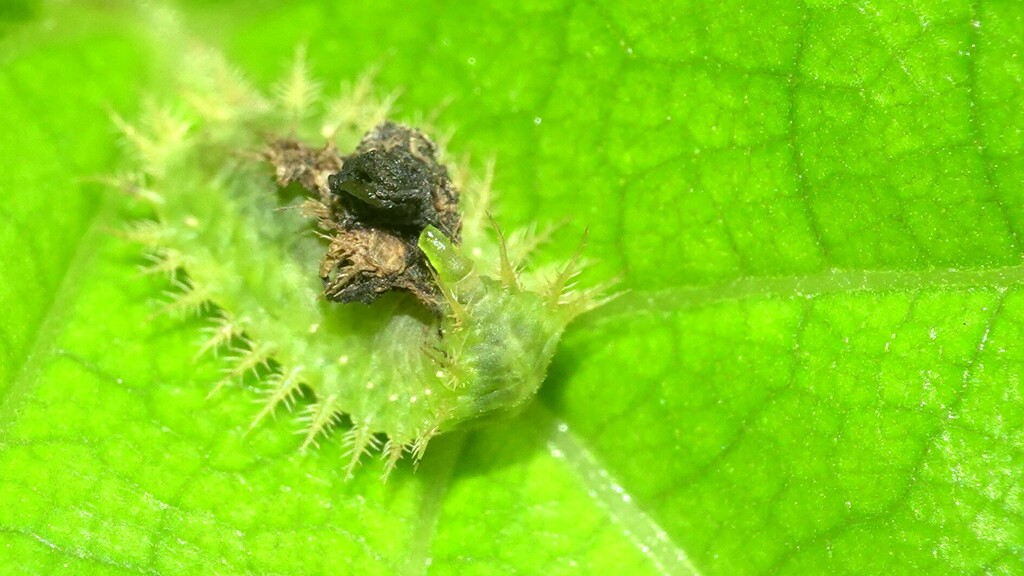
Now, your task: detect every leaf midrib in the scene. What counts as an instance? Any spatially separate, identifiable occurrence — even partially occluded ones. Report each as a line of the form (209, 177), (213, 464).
(0, 202), (111, 439)
(595, 263), (1024, 322)
(538, 405), (700, 576)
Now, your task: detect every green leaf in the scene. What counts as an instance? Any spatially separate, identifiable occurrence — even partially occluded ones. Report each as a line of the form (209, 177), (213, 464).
(2, 1), (1023, 575)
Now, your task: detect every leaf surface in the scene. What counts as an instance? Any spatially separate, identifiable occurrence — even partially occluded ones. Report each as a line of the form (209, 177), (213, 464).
(2, 1), (1023, 574)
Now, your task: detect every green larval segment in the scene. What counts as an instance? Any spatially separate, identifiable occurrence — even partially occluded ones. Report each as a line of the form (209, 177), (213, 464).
(419, 225), (581, 430)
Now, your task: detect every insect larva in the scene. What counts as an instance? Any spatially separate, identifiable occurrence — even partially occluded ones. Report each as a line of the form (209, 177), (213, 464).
(110, 47), (608, 479)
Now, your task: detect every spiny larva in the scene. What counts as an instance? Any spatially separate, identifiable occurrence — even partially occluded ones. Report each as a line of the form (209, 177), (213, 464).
(109, 48), (610, 480)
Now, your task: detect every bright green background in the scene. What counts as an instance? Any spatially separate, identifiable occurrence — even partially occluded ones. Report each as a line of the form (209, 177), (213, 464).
(2, 1), (1023, 574)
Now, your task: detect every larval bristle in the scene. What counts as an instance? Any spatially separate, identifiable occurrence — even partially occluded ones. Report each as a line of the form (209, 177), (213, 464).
(489, 215), (520, 290)
(180, 46), (268, 123)
(96, 172), (166, 205)
(160, 279), (210, 317)
(320, 68), (399, 140)
(274, 45), (321, 125)
(342, 422), (380, 480)
(112, 105), (191, 177)
(410, 428), (437, 464)
(248, 366), (305, 431)
(546, 232), (589, 309)
(120, 220), (170, 247)
(460, 158), (495, 235)
(195, 316), (247, 360)
(299, 393), (341, 451)
(380, 439), (406, 482)
(229, 343), (274, 377)
(141, 249), (186, 279)
(210, 342), (274, 397)
(507, 221), (560, 268)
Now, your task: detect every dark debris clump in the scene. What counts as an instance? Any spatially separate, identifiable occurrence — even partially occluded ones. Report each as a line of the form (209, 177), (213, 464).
(264, 121), (461, 310)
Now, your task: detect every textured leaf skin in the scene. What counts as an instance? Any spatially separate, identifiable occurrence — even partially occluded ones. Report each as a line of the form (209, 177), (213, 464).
(2, 1), (1024, 575)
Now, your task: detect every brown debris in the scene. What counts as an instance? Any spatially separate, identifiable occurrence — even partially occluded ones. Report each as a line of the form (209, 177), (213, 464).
(264, 121), (462, 310)
(320, 228), (437, 303)
(262, 139), (342, 193)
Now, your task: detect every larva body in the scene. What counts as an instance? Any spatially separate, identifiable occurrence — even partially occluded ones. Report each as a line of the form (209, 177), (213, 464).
(421, 226), (569, 430)
(113, 48), (605, 478)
